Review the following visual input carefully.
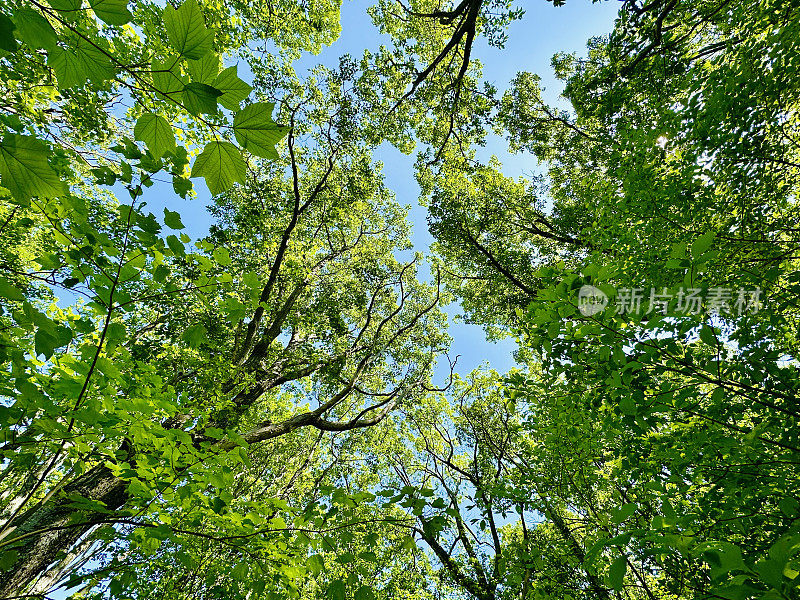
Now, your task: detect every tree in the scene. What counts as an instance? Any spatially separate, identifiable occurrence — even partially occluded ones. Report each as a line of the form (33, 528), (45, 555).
(0, 0), (451, 595)
(423, 0), (800, 598)
(3, 0), (800, 597)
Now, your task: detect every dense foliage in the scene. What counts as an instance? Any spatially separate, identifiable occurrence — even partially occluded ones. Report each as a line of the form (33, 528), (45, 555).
(0, 0), (798, 599)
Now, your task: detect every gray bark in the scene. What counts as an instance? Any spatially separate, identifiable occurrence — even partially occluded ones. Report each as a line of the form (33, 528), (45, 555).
(0, 463), (128, 598)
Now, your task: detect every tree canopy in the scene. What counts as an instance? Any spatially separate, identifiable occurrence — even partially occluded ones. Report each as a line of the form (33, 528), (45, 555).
(0, 0), (798, 599)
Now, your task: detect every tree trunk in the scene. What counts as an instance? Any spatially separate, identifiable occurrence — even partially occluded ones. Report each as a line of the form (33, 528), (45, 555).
(0, 462), (128, 597)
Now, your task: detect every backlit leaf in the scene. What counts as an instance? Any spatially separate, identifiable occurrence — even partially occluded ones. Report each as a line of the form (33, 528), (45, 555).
(233, 102), (288, 158)
(611, 503), (637, 524)
(213, 65), (252, 110)
(47, 37), (114, 88)
(181, 82), (221, 115)
(188, 52), (220, 84)
(182, 323), (207, 347)
(134, 113), (175, 158)
(354, 587), (376, 600)
(191, 141), (245, 195)
(0, 278), (24, 301)
(326, 580), (346, 600)
(88, 0), (131, 25)
(151, 56), (186, 100)
(606, 556), (627, 591)
(163, 0), (212, 60)
(13, 9), (57, 51)
(691, 231), (715, 259)
(0, 135), (65, 201)
(46, 0), (82, 13)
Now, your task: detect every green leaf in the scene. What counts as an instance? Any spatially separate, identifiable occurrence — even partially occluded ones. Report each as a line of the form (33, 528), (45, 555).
(33, 319), (72, 359)
(36, 253), (61, 269)
(14, 9), (58, 51)
(106, 322), (126, 341)
(0, 135), (65, 201)
(779, 497), (799, 518)
(326, 580), (346, 600)
(181, 323), (207, 347)
(15, 378), (38, 399)
(47, 0), (82, 13)
(188, 52), (220, 84)
(151, 56), (186, 100)
(153, 264), (170, 282)
(335, 552), (355, 564)
(34, 328), (59, 359)
(0, 550), (19, 572)
(134, 113), (175, 159)
(172, 174), (192, 198)
(191, 141), (246, 195)
(665, 258), (689, 269)
(401, 535), (416, 550)
(213, 65), (252, 111)
(691, 231), (715, 259)
(661, 498), (677, 520)
(163, 208), (184, 229)
(166, 234), (185, 256)
(306, 554), (324, 576)
(0, 278), (24, 301)
(47, 37), (114, 88)
(232, 562), (248, 579)
(88, 0), (131, 25)
(354, 587), (376, 600)
(233, 102), (288, 158)
(713, 584), (762, 600)
(694, 541), (748, 579)
(109, 579), (122, 596)
(754, 558), (785, 589)
(619, 396), (636, 416)
(0, 12), (18, 53)
(181, 82), (221, 115)
(606, 556), (627, 591)
(163, 0), (213, 60)
(212, 246), (230, 266)
(611, 503), (636, 524)
(52, 326), (72, 352)
(700, 324), (717, 346)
